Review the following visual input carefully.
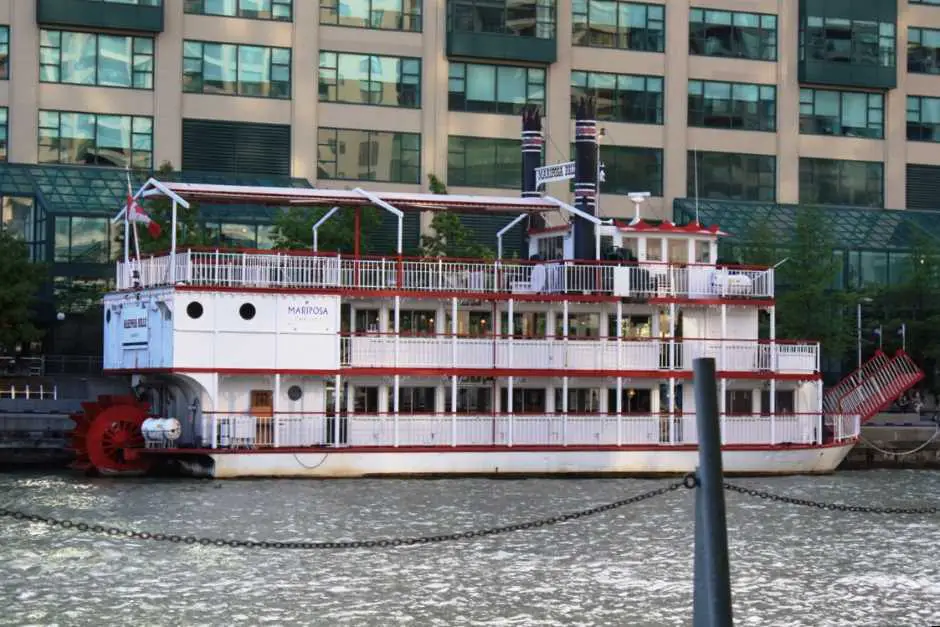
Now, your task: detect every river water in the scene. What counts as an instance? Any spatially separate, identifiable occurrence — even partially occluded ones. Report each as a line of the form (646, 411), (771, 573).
(0, 469), (938, 627)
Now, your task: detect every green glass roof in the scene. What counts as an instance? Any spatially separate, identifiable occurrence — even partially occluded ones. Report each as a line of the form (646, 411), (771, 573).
(673, 198), (940, 251)
(0, 163), (313, 219)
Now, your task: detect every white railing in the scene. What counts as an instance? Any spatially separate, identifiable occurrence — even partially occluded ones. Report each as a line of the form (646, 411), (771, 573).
(117, 251), (775, 299)
(204, 413), (856, 450)
(0, 384), (58, 400)
(342, 335), (819, 374)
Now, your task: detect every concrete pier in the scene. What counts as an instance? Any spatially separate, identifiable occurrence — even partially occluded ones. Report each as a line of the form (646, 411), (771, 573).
(842, 413), (940, 470)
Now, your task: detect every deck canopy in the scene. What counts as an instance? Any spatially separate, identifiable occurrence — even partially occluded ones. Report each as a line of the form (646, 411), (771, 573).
(144, 182), (568, 216)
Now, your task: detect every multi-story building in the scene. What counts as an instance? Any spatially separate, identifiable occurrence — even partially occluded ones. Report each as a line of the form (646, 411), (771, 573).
(2, 0), (940, 355)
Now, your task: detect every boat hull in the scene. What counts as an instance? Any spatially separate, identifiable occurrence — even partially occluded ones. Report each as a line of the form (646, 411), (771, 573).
(200, 443), (855, 479)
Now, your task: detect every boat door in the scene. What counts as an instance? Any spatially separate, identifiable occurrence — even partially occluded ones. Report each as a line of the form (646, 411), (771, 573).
(250, 390), (274, 446)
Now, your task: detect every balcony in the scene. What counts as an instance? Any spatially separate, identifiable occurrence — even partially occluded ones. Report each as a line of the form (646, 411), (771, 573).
(205, 412), (859, 449)
(37, 0), (164, 33)
(446, 0), (557, 64)
(341, 335), (820, 375)
(118, 251), (775, 301)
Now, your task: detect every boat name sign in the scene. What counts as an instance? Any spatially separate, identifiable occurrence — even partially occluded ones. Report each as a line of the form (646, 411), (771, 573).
(121, 303), (149, 348)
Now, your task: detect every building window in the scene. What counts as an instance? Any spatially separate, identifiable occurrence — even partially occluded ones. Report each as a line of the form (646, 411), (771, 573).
(571, 71), (663, 124)
(448, 136), (522, 189)
(53, 216), (111, 263)
(321, 0), (421, 31)
(799, 158), (883, 208)
(96, 0), (161, 4)
(688, 80), (776, 132)
(689, 8), (776, 61)
(448, 63), (545, 115)
(38, 110), (153, 168)
(318, 52), (420, 108)
(317, 128), (421, 184)
(449, 0), (555, 39)
(909, 27), (940, 74)
(799, 88), (883, 139)
(0, 26), (8, 80)
(572, 0), (664, 52)
(910, 0), (940, 4)
(0, 107), (6, 162)
(183, 41), (291, 99)
(801, 17), (895, 68)
(39, 30), (154, 89)
(907, 96), (940, 143)
(185, 0), (292, 20)
(600, 146), (662, 196)
(687, 151), (775, 202)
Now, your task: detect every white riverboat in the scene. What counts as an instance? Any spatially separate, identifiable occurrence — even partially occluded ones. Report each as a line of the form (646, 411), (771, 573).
(69, 109), (922, 478)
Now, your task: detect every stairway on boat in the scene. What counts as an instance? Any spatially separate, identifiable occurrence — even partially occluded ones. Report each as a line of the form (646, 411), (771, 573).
(824, 350), (925, 423)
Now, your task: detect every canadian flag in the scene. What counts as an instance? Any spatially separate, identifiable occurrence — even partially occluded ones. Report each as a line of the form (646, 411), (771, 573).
(127, 195), (162, 238)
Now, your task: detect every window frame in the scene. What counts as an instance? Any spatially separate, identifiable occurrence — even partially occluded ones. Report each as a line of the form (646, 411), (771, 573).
(687, 79), (777, 132)
(448, 0), (556, 39)
(448, 62), (545, 115)
(909, 27), (940, 75)
(570, 70), (663, 124)
(184, 0), (292, 21)
(37, 109), (154, 169)
(906, 95), (940, 143)
(318, 51), (422, 108)
(572, 0), (665, 52)
(801, 16), (896, 69)
(39, 29), (154, 89)
(688, 8), (777, 61)
(798, 157), (884, 208)
(319, 0), (422, 32)
(182, 40), (292, 99)
(799, 88), (884, 139)
(0, 26), (8, 80)
(447, 135), (525, 189)
(317, 127), (422, 184)
(687, 150), (776, 202)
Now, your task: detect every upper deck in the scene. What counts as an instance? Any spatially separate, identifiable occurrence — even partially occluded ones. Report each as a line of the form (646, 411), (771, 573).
(118, 250), (774, 302)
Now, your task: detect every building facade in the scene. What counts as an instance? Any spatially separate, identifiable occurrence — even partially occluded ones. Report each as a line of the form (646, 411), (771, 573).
(1, 0), (940, 328)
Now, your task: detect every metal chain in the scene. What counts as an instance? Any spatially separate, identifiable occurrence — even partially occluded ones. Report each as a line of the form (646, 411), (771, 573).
(0, 479), (690, 550)
(723, 482), (939, 515)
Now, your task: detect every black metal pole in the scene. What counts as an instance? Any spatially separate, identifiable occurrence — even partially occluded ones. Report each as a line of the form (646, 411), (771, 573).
(692, 357), (733, 627)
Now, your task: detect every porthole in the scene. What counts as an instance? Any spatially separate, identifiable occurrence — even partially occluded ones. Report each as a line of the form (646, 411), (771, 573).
(287, 385), (303, 401)
(239, 303), (256, 320)
(187, 301), (204, 319)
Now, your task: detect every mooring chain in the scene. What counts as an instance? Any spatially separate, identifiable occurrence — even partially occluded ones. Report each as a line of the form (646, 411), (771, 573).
(723, 482), (939, 515)
(0, 479), (689, 550)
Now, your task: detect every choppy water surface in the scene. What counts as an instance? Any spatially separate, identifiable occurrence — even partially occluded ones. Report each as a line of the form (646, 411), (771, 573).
(1, 470), (939, 626)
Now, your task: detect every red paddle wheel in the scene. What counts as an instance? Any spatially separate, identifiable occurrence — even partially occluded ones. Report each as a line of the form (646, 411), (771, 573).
(69, 395), (151, 474)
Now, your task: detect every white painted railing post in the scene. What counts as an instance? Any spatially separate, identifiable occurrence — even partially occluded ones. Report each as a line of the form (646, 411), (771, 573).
(770, 414), (776, 445)
(273, 416), (280, 448)
(211, 415), (218, 449)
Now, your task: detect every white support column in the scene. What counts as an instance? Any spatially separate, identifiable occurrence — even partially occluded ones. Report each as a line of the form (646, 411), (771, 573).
(769, 378), (777, 445)
(393, 374), (400, 447)
(507, 376), (514, 447)
(170, 199), (178, 282)
(562, 375), (569, 446)
(616, 300), (623, 369)
(451, 297), (458, 368)
(816, 379), (824, 444)
(273, 373), (281, 448)
(668, 376), (676, 444)
(769, 305), (777, 372)
(393, 296), (401, 368)
(349, 305), (356, 335)
(451, 375), (458, 447)
(333, 374), (341, 447)
(668, 303), (676, 370)
(508, 298), (514, 369)
(563, 300), (569, 370)
(720, 378), (728, 445)
(616, 300), (623, 446)
(720, 304), (728, 371)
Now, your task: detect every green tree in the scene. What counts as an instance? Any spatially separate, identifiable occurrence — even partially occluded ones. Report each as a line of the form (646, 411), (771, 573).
(421, 173), (493, 259)
(272, 205), (381, 253)
(774, 207), (853, 360)
(127, 161), (207, 255)
(0, 232), (47, 354)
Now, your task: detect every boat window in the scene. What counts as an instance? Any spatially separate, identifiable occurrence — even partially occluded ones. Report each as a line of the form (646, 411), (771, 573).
(608, 388), (652, 413)
(646, 237), (663, 261)
(354, 308), (379, 333)
(725, 389), (753, 414)
(621, 236), (639, 261)
(445, 385), (493, 413)
(500, 311), (547, 337)
(467, 311), (492, 336)
(556, 312), (599, 338)
(239, 302), (256, 320)
(695, 240), (711, 263)
(608, 314), (651, 338)
(537, 235), (564, 260)
(760, 389), (795, 414)
(396, 386), (436, 413)
(500, 387), (545, 413)
(397, 309), (435, 334)
(668, 238), (688, 263)
(555, 388), (600, 413)
(186, 301), (203, 319)
(287, 385), (303, 401)
(354, 386), (380, 413)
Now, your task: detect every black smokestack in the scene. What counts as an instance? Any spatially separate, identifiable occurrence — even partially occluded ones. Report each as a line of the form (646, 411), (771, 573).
(573, 97), (598, 260)
(521, 105), (543, 199)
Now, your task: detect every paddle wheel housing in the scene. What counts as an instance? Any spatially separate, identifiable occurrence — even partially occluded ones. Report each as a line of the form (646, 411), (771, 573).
(69, 395), (151, 474)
